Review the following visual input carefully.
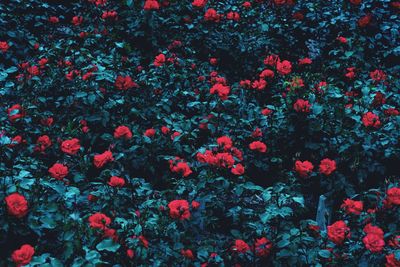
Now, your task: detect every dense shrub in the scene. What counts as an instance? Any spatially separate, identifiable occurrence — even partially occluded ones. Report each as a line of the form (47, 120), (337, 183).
(0, 0), (399, 266)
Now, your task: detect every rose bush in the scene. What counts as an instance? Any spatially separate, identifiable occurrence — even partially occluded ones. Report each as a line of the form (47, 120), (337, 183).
(0, 0), (399, 266)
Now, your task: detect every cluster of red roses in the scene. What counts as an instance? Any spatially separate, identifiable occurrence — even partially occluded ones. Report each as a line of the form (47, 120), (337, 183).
(294, 158), (337, 178)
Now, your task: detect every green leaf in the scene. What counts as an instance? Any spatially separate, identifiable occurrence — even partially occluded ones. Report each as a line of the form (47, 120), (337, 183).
(96, 239), (120, 252)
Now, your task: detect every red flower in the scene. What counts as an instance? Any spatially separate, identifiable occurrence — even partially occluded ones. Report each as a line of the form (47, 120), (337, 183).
(88, 212), (111, 230)
(61, 138), (81, 155)
(127, 249), (135, 259)
(181, 249), (195, 259)
(169, 158), (192, 177)
(254, 237), (272, 257)
(319, 158), (336, 176)
(295, 160), (314, 177)
(108, 176), (125, 187)
(5, 193), (28, 218)
(293, 99), (311, 113)
(168, 200), (191, 220)
(259, 69), (275, 79)
(276, 60), (292, 75)
(48, 163), (69, 180)
(341, 199), (363, 215)
(161, 126), (170, 134)
(386, 254), (400, 267)
(298, 58), (312, 65)
(192, 0), (207, 8)
(372, 92), (386, 107)
(48, 16), (59, 23)
(191, 200), (200, 209)
(7, 104), (25, 122)
(384, 108), (400, 116)
(262, 108), (273, 116)
(71, 16), (83, 26)
(242, 1), (251, 8)
(114, 126), (133, 139)
(102, 11), (118, 20)
(11, 244), (34, 267)
(144, 0), (160, 10)
(358, 14), (372, 27)
(337, 36), (347, 43)
(144, 128), (156, 137)
(387, 188), (400, 205)
(0, 41), (9, 52)
(93, 150), (114, 168)
(327, 220), (350, 245)
(231, 164), (245, 175)
(370, 69), (386, 82)
(41, 117), (53, 126)
(264, 55), (279, 66)
(349, 0), (361, 4)
(226, 11), (240, 21)
(115, 75), (138, 90)
(210, 83), (230, 100)
(36, 135), (52, 152)
(362, 112), (381, 128)
(249, 141), (267, 153)
(204, 8), (221, 22)
(363, 225), (385, 253)
(217, 136), (233, 150)
(154, 53), (166, 67)
(232, 239), (250, 253)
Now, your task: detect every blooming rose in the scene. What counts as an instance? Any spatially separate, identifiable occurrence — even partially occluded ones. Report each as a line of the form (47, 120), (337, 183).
(210, 83), (230, 100)
(0, 41), (9, 52)
(114, 126), (132, 139)
(217, 136), (233, 150)
(204, 8), (221, 22)
(108, 176), (125, 187)
(192, 0), (207, 8)
(168, 200), (191, 220)
(358, 14), (372, 27)
(295, 160), (314, 177)
(154, 53), (166, 67)
(386, 254), (400, 267)
(231, 164), (245, 175)
(144, 128), (156, 137)
(341, 199), (363, 215)
(249, 141), (267, 153)
(93, 150), (114, 168)
(11, 244), (34, 267)
(191, 200), (200, 209)
(143, 0), (160, 10)
(387, 188), (400, 205)
(362, 112), (381, 128)
(232, 239), (250, 253)
(169, 160), (192, 177)
(370, 69), (386, 82)
(5, 193), (28, 218)
(88, 212), (111, 230)
(61, 138), (81, 155)
(254, 237), (273, 257)
(36, 135), (52, 152)
(181, 249), (195, 259)
(48, 163), (69, 180)
(319, 158), (337, 175)
(276, 60), (292, 75)
(115, 75), (138, 90)
(327, 220), (350, 245)
(363, 224), (385, 253)
(293, 99), (311, 113)
(71, 16), (83, 26)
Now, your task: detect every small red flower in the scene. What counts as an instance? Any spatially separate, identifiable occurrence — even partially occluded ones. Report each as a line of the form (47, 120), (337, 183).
(341, 199), (363, 215)
(232, 239), (250, 253)
(114, 126), (133, 139)
(88, 212), (111, 230)
(293, 99), (311, 113)
(254, 237), (272, 257)
(362, 112), (381, 128)
(276, 60), (292, 75)
(319, 158), (336, 176)
(61, 138), (81, 155)
(295, 160), (314, 178)
(11, 244), (35, 267)
(93, 150), (114, 168)
(48, 163), (69, 180)
(168, 200), (191, 220)
(108, 176), (125, 187)
(249, 141), (267, 153)
(327, 220), (350, 245)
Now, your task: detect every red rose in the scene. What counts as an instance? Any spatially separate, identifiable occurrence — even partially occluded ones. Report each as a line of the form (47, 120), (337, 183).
(36, 135), (52, 152)
(384, 108), (400, 116)
(48, 16), (59, 23)
(249, 141), (267, 153)
(387, 188), (400, 205)
(337, 36), (347, 43)
(226, 11), (240, 21)
(7, 104), (25, 122)
(293, 99), (311, 113)
(61, 138), (81, 155)
(370, 69), (386, 82)
(242, 1), (251, 8)
(217, 136), (233, 150)
(88, 212), (111, 230)
(169, 160), (192, 177)
(127, 249), (135, 259)
(108, 176), (125, 187)
(161, 126), (170, 134)
(191, 200), (200, 209)
(231, 164), (245, 175)
(295, 160), (314, 177)
(319, 158), (336, 176)
(144, 0), (160, 10)
(114, 126), (132, 139)
(259, 69), (275, 79)
(232, 239), (250, 253)
(386, 254), (400, 267)
(358, 14), (372, 27)
(154, 53), (166, 67)
(210, 83), (230, 100)
(93, 150), (114, 168)
(327, 220), (350, 245)
(276, 60), (292, 75)
(0, 41), (10, 52)
(11, 244), (34, 267)
(254, 237), (272, 257)
(298, 58), (312, 65)
(363, 233), (385, 253)
(181, 249), (195, 259)
(115, 75), (137, 90)
(341, 198), (363, 215)
(168, 200), (191, 220)
(144, 128), (156, 137)
(5, 193), (28, 218)
(48, 163), (69, 180)
(362, 112), (381, 128)
(192, 0), (207, 8)
(71, 16), (83, 26)
(204, 8), (221, 22)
